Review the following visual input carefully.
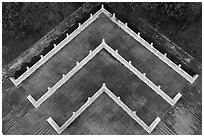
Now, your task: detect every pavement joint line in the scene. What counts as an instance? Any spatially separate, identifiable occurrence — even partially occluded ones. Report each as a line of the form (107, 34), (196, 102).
(9, 5), (198, 87)
(27, 39), (182, 108)
(47, 84), (161, 134)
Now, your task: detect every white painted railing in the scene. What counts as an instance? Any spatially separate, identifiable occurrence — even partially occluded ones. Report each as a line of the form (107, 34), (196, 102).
(9, 7), (104, 87)
(27, 42), (104, 108)
(27, 40), (181, 109)
(10, 4), (198, 87)
(47, 83), (161, 134)
(103, 42), (182, 106)
(101, 8), (198, 84)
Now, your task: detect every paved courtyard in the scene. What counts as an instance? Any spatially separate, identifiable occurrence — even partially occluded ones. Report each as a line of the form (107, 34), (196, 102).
(3, 5), (200, 135)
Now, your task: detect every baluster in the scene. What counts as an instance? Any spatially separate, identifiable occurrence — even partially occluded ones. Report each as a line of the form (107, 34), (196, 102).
(78, 23), (81, 29)
(164, 53), (167, 57)
(89, 50), (92, 54)
(102, 39), (105, 44)
(76, 61), (79, 65)
(150, 43), (153, 47)
(138, 32), (140, 37)
(112, 13), (116, 19)
(101, 4), (104, 10)
(62, 74), (66, 79)
(178, 64), (181, 69)
(66, 33), (69, 37)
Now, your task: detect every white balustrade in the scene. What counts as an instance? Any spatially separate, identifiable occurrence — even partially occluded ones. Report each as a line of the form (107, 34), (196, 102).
(101, 8), (198, 84)
(11, 4), (197, 87)
(47, 84), (161, 134)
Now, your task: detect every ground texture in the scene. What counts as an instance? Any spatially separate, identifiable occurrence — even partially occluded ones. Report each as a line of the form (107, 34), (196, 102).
(2, 3), (202, 135)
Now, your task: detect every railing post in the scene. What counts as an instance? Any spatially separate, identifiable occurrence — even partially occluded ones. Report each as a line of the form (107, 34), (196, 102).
(112, 13), (116, 19)
(150, 43), (153, 47)
(76, 61), (79, 65)
(62, 74), (66, 79)
(138, 32), (140, 37)
(178, 64), (181, 69)
(89, 50), (92, 54)
(66, 33), (69, 37)
(102, 39), (105, 44)
(78, 23), (81, 29)
(164, 53), (167, 57)
(102, 83), (106, 87)
(101, 4), (104, 10)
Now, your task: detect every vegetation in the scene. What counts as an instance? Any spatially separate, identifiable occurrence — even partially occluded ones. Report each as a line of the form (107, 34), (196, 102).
(2, 2), (84, 66)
